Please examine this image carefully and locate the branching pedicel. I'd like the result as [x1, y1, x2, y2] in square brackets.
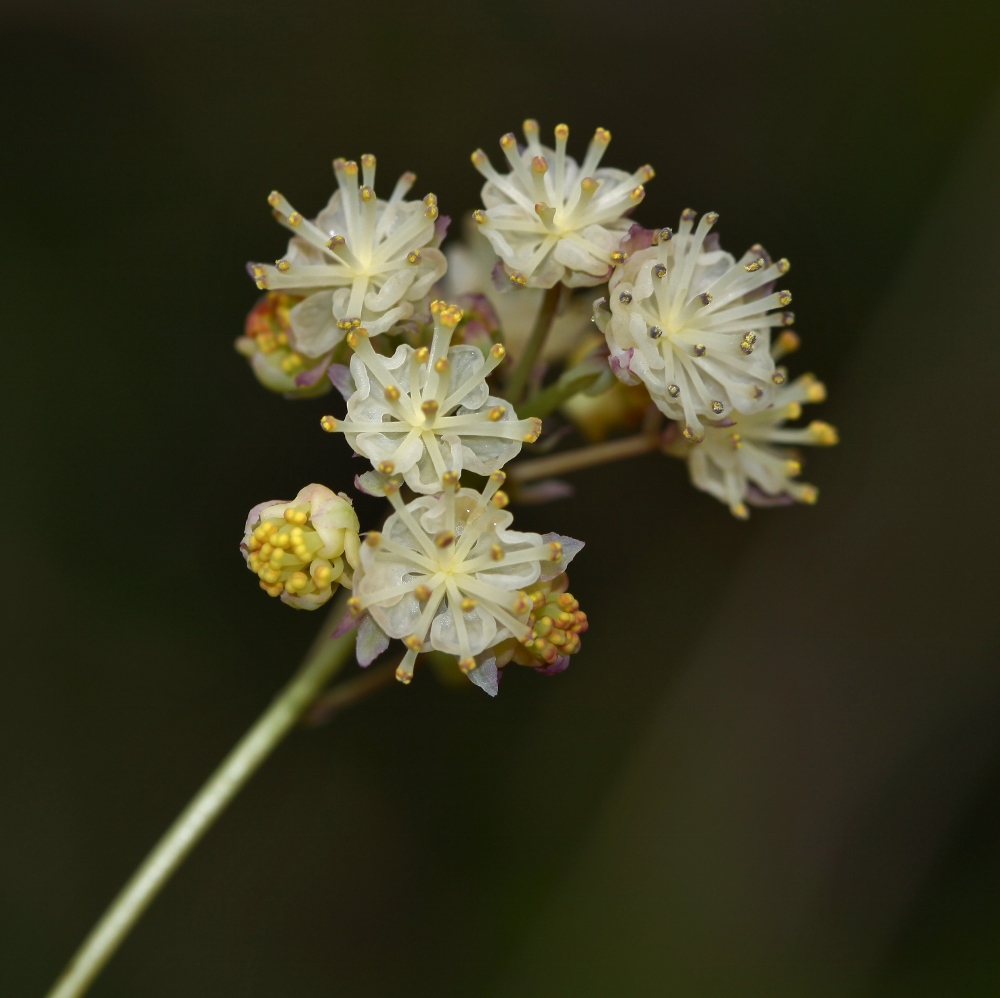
[45, 120, 838, 998]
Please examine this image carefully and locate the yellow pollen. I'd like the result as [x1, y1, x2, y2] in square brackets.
[801, 485, 819, 504]
[377, 460, 395, 475]
[490, 544, 504, 561]
[414, 346, 429, 364]
[610, 250, 628, 264]
[434, 531, 455, 548]
[288, 212, 302, 227]
[810, 421, 839, 445]
[460, 598, 477, 612]
[421, 400, 439, 417]
[359, 186, 374, 202]
[490, 470, 506, 486]
[491, 490, 509, 509]
[395, 666, 413, 685]
[487, 405, 506, 422]
[490, 343, 506, 360]
[441, 471, 459, 488]
[365, 531, 382, 547]
[547, 541, 562, 561]
[267, 191, 281, 207]
[347, 597, 362, 616]
[384, 385, 401, 402]
[414, 584, 432, 601]
[458, 657, 476, 674]
[778, 290, 793, 306]
[473, 209, 487, 224]
[509, 272, 527, 287]
[276, 259, 290, 273]
[433, 357, 449, 374]
[772, 372, 786, 385]
[320, 415, 337, 432]
[407, 250, 421, 264]
[404, 635, 424, 652]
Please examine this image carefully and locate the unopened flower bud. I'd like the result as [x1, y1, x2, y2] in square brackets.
[241, 484, 360, 609]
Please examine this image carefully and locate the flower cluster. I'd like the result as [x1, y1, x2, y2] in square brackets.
[238, 118, 838, 696]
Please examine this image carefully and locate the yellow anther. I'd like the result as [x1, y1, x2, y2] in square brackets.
[682, 426, 705, 444]
[284, 508, 308, 525]
[424, 204, 438, 220]
[535, 616, 553, 638]
[610, 250, 628, 265]
[441, 471, 459, 488]
[548, 630, 566, 648]
[320, 415, 337, 432]
[347, 596, 363, 616]
[487, 405, 506, 422]
[710, 400, 725, 414]
[740, 332, 757, 355]
[458, 657, 476, 674]
[378, 460, 395, 475]
[785, 459, 803, 476]
[407, 250, 422, 264]
[530, 591, 545, 610]
[593, 126, 610, 143]
[471, 149, 487, 166]
[365, 531, 382, 547]
[273, 532, 292, 549]
[267, 191, 282, 207]
[555, 123, 569, 139]
[732, 502, 750, 520]
[681, 208, 697, 222]
[745, 257, 765, 273]
[359, 185, 375, 202]
[343, 160, 358, 175]
[346, 332, 359, 349]
[404, 635, 424, 652]
[630, 185, 645, 201]
[809, 421, 839, 445]
[772, 371, 786, 385]
[801, 485, 819, 504]
[313, 564, 332, 583]
[490, 470, 507, 486]
[556, 593, 579, 612]
[284, 572, 309, 593]
[778, 290, 793, 306]
[523, 417, 542, 443]
[500, 132, 516, 149]
[421, 400, 439, 417]
[361, 153, 376, 168]
[508, 272, 527, 288]
[777, 330, 800, 353]
[260, 580, 283, 597]
[491, 490, 509, 509]
[395, 666, 413, 685]
[327, 235, 346, 250]
[287, 212, 302, 227]
[384, 385, 401, 402]
[532, 155, 548, 174]
[434, 530, 455, 548]
[276, 259, 291, 273]
[423, 193, 438, 207]
[460, 598, 478, 612]
[383, 478, 400, 495]
[430, 299, 445, 314]
[729, 432, 743, 450]
[472, 209, 487, 224]
[440, 307, 462, 327]
[547, 541, 563, 561]
[414, 346, 429, 364]
[776, 258, 791, 274]
[786, 401, 803, 420]
[807, 380, 827, 403]
[490, 343, 506, 360]
[752, 386, 765, 399]
[414, 584, 432, 601]
[490, 544, 504, 561]
[640, 164, 655, 180]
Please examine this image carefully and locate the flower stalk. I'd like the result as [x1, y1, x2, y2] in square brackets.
[508, 430, 661, 484]
[505, 284, 562, 405]
[46, 591, 358, 998]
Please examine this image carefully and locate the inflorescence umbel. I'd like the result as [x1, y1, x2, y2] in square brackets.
[238, 121, 838, 695]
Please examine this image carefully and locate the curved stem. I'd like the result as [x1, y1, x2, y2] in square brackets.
[46, 589, 358, 998]
[507, 431, 662, 484]
[505, 284, 562, 406]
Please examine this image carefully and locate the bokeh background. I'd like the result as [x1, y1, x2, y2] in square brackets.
[3, 1, 1000, 995]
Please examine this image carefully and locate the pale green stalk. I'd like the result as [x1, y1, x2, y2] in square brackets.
[46, 589, 358, 998]
[505, 284, 562, 405]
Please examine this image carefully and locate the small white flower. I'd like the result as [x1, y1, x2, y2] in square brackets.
[241, 484, 361, 608]
[471, 120, 653, 290]
[348, 473, 582, 692]
[596, 211, 796, 439]
[248, 155, 447, 358]
[667, 370, 838, 518]
[320, 301, 541, 495]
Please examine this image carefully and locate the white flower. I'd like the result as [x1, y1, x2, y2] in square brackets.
[247, 155, 447, 358]
[320, 301, 541, 494]
[241, 484, 361, 608]
[666, 371, 838, 518]
[348, 472, 582, 693]
[471, 120, 653, 290]
[596, 211, 796, 440]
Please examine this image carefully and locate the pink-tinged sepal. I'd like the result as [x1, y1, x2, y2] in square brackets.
[356, 614, 390, 667]
[620, 224, 657, 256]
[327, 363, 355, 401]
[609, 347, 641, 386]
[535, 655, 571, 676]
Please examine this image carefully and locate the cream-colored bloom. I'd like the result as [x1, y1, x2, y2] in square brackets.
[666, 369, 838, 518]
[596, 211, 795, 439]
[348, 473, 582, 693]
[247, 156, 446, 357]
[320, 301, 541, 494]
[242, 484, 360, 608]
[471, 120, 653, 289]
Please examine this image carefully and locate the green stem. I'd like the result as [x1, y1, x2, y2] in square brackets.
[505, 284, 562, 406]
[46, 589, 359, 998]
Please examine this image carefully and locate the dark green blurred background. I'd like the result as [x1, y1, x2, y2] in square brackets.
[3, 1, 1000, 995]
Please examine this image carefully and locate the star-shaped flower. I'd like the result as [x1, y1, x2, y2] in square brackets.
[471, 120, 653, 289]
[247, 155, 447, 360]
[320, 301, 541, 495]
[596, 211, 795, 439]
[348, 473, 582, 694]
[665, 369, 838, 517]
